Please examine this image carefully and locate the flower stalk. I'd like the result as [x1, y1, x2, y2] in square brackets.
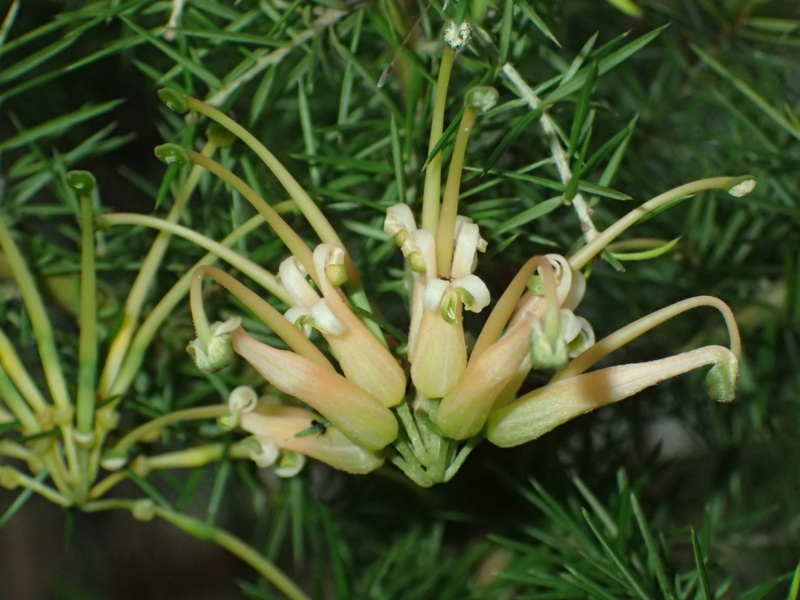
[421, 44, 456, 232]
[73, 172, 98, 439]
[569, 176, 756, 271]
[436, 86, 499, 275]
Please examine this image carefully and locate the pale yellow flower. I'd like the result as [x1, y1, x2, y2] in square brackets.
[169, 22, 752, 486]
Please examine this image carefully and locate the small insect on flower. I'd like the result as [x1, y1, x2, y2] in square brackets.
[294, 418, 330, 438]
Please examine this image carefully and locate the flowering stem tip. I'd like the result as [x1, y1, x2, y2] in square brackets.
[162, 26, 750, 487]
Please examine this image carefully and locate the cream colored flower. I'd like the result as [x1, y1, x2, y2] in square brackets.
[171, 23, 753, 486]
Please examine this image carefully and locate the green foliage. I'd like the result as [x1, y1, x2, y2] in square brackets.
[486, 473, 797, 599]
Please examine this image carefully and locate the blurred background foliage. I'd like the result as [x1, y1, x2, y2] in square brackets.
[0, 0, 798, 598]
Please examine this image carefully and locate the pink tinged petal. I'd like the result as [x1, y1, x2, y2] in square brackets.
[436, 318, 532, 439]
[241, 406, 383, 475]
[410, 308, 467, 398]
[486, 345, 737, 448]
[493, 354, 532, 409]
[232, 329, 398, 450]
[323, 307, 407, 407]
[507, 291, 545, 327]
[312, 245, 407, 407]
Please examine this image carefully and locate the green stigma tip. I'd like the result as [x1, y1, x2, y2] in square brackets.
[158, 88, 189, 113]
[154, 143, 190, 167]
[66, 171, 96, 194]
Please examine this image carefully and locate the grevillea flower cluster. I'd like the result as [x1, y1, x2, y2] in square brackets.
[154, 22, 754, 487]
